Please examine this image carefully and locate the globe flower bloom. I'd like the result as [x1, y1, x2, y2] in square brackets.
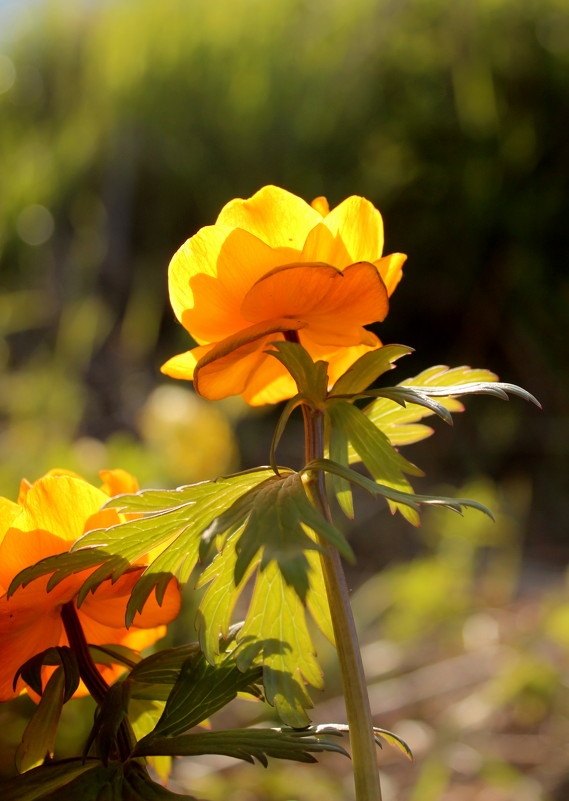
[0, 469, 181, 701]
[161, 185, 407, 405]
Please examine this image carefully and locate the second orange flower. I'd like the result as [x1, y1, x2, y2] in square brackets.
[161, 186, 407, 405]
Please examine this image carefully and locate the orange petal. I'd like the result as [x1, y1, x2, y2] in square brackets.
[301, 196, 384, 268]
[310, 196, 330, 216]
[241, 261, 389, 343]
[79, 572, 181, 629]
[0, 528, 73, 591]
[194, 318, 306, 401]
[237, 349, 300, 406]
[375, 252, 407, 297]
[99, 469, 139, 498]
[0, 593, 63, 701]
[17, 479, 33, 504]
[0, 476, 108, 587]
[170, 226, 299, 344]
[216, 185, 322, 249]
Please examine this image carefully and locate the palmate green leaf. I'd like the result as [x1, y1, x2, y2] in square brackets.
[363, 365, 540, 446]
[305, 459, 494, 519]
[234, 560, 325, 727]
[366, 386, 454, 424]
[129, 698, 167, 742]
[15, 668, 66, 773]
[268, 341, 329, 404]
[128, 643, 202, 692]
[320, 723, 413, 760]
[8, 550, 115, 599]
[270, 394, 305, 473]
[374, 726, 413, 760]
[201, 471, 353, 602]
[305, 545, 334, 645]
[137, 650, 262, 742]
[327, 413, 354, 519]
[327, 400, 424, 525]
[197, 528, 333, 726]
[330, 344, 413, 395]
[134, 725, 349, 765]
[2, 759, 103, 801]
[196, 532, 260, 661]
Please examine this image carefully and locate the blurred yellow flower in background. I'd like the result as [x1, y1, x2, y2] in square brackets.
[0, 469, 181, 701]
[162, 185, 406, 405]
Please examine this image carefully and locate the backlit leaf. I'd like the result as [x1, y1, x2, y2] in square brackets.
[201, 471, 352, 602]
[2, 760, 103, 801]
[327, 400, 423, 524]
[16, 669, 66, 773]
[196, 531, 259, 661]
[327, 416, 353, 519]
[235, 560, 325, 727]
[330, 344, 413, 395]
[197, 529, 334, 726]
[373, 726, 413, 760]
[268, 341, 329, 405]
[305, 459, 494, 519]
[270, 394, 305, 473]
[134, 725, 349, 765]
[362, 365, 531, 447]
[138, 650, 262, 741]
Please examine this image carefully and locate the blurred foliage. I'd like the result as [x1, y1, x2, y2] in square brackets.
[0, 0, 565, 539]
[0, 0, 567, 797]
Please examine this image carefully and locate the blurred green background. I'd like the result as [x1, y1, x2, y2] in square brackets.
[0, 0, 568, 798]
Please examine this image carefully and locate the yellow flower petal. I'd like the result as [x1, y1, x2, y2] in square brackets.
[238, 354, 300, 406]
[160, 343, 212, 381]
[99, 469, 139, 498]
[163, 186, 406, 404]
[302, 195, 384, 268]
[375, 252, 407, 297]
[170, 226, 299, 343]
[0, 496, 20, 551]
[310, 196, 330, 216]
[216, 185, 321, 249]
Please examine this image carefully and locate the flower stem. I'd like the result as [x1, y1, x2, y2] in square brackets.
[61, 602, 133, 761]
[302, 405, 383, 801]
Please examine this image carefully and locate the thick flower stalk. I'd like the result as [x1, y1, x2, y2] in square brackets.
[161, 185, 406, 404]
[0, 468, 181, 701]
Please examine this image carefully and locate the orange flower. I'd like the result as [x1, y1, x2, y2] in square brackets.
[0, 469, 181, 701]
[161, 185, 407, 405]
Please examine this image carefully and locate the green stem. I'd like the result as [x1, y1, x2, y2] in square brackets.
[302, 405, 383, 801]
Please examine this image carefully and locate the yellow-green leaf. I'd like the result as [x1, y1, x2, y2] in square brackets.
[16, 669, 66, 773]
